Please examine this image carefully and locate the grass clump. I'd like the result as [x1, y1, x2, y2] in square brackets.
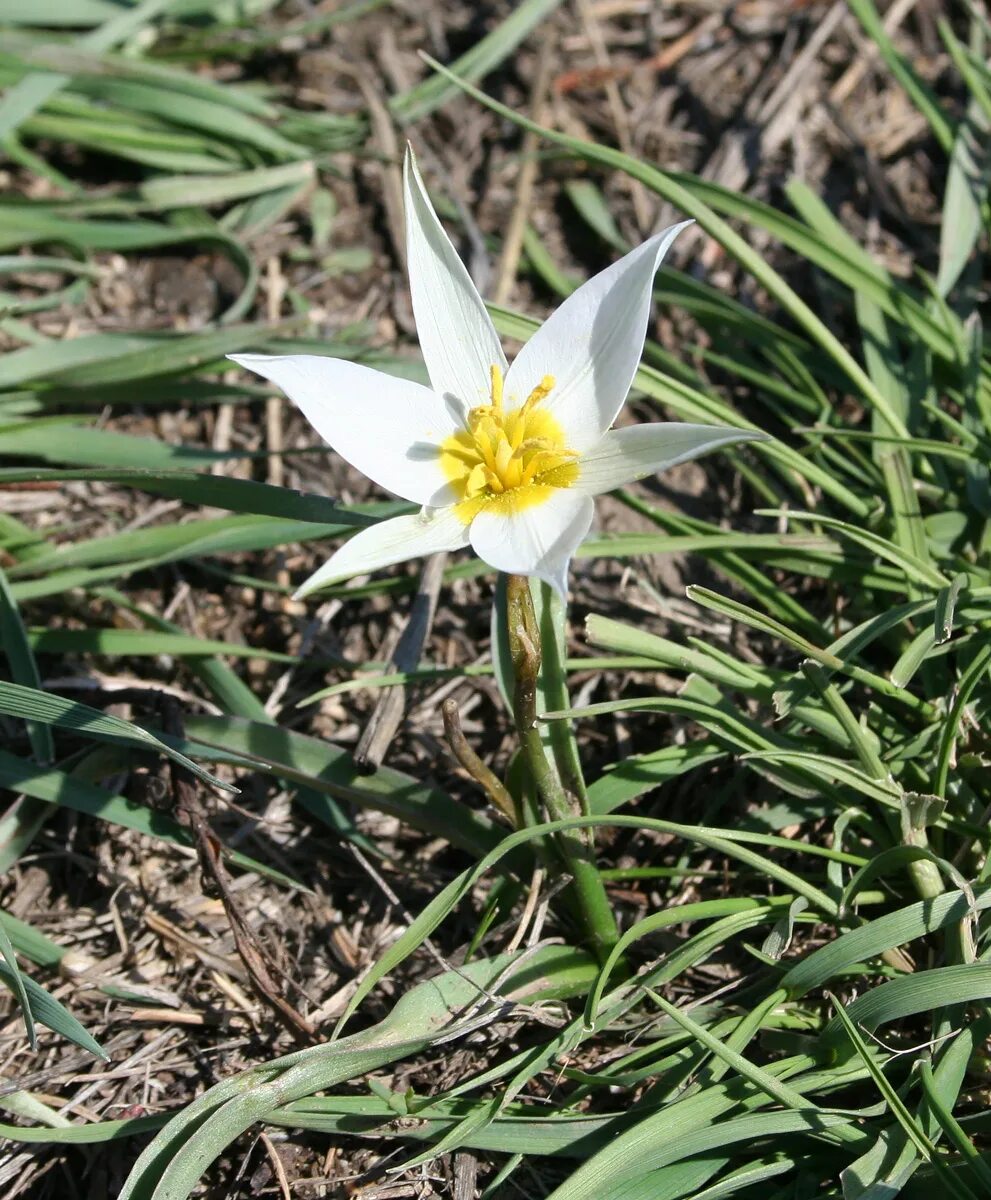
[0, 2, 990, 1198]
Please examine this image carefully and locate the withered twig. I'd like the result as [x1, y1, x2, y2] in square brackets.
[453, 1152, 478, 1200]
[504, 866, 545, 955]
[491, 41, 554, 307]
[160, 697, 316, 1045]
[146, 910, 249, 982]
[441, 698, 517, 826]
[264, 255, 286, 490]
[830, 0, 918, 106]
[354, 551, 446, 771]
[554, 12, 720, 94]
[259, 1131, 293, 1200]
[0, 482, 64, 492]
[331, 55, 406, 272]
[574, 0, 651, 232]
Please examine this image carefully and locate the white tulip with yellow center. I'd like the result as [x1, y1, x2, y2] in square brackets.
[230, 149, 764, 600]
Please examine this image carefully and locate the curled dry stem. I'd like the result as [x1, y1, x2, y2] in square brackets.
[442, 697, 518, 826]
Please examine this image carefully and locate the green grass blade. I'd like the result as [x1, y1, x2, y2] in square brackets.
[919, 1059, 991, 1191]
[0, 915, 34, 1048]
[390, 0, 564, 125]
[0, 0, 175, 139]
[0, 681, 236, 793]
[0, 961, 105, 1059]
[846, 0, 955, 152]
[826, 994, 976, 1200]
[0, 565, 52, 763]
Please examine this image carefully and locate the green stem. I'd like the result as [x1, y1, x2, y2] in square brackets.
[505, 574, 619, 963]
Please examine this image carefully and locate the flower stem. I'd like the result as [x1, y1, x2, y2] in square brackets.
[505, 574, 619, 963]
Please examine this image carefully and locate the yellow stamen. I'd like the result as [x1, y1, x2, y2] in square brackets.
[522, 374, 555, 415]
[439, 366, 577, 522]
[490, 363, 504, 411]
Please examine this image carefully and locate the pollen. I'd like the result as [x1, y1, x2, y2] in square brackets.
[439, 366, 579, 522]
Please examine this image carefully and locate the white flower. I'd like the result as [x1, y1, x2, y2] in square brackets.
[230, 148, 764, 600]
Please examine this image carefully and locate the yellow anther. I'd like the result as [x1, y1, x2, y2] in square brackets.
[439, 371, 577, 520]
[490, 363, 504, 410]
[522, 374, 556, 414]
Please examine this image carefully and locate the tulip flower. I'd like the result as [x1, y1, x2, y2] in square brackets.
[230, 149, 763, 599]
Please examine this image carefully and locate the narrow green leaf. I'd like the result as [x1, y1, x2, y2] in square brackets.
[753, 510, 949, 590]
[0, 565, 52, 763]
[783, 888, 991, 997]
[0, 0, 175, 139]
[0, 748, 300, 888]
[0, 682, 236, 794]
[934, 639, 991, 797]
[0, 468, 403, 526]
[825, 994, 975, 1200]
[139, 160, 314, 209]
[935, 574, 968, 644]
[0, 962, 105, 1059]
[823, 967, 991, 1055]
[390, 0, 565, 125]
[177, 715, 504, 859]
[846, 0, 955, 152]
[919, 1060, 991, 1191]
[0, 916, 34, 1048]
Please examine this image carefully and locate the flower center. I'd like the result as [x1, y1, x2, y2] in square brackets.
[439, 365, 579, 522]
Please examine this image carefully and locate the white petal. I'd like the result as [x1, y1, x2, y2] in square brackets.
[503, 221, 693, 451]
[575, 423, 767, 495]
[294, 509, 469, 599]
[469, 490, 594, 599]
[228, 353, 460, 507]
[404, 147, 507, 411]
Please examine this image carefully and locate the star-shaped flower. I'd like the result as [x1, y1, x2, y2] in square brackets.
[230, 149, 763, 600]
